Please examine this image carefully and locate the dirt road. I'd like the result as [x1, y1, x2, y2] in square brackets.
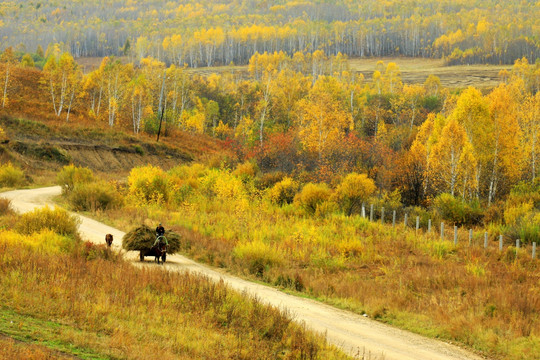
[3, 186, 485, 360]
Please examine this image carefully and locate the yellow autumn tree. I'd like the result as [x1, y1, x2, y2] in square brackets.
[519, 92, 540, 181]
[296, 76, 349, 160]
[428, 118, 471, 196]
[42, 50, 82, 121]
[485, 84, 523, 204]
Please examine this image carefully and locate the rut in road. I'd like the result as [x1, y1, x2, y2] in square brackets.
[2, 186, 486, 360]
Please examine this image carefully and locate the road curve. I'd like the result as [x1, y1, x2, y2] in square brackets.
[2, 186, 485, 360]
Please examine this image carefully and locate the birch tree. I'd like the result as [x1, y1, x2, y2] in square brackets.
[0, 47, 17, 108]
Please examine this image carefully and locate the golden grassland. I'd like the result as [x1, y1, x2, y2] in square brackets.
[0, 206, 350, 360]
[87, 163, 540, 360]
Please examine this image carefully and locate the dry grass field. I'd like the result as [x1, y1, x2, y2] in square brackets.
[75, 56, 511, 89]
[348, 57, 512, 88]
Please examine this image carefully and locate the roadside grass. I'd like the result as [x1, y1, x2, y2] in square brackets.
[0, 210, 350, 360]
[0, 308, 106, 360]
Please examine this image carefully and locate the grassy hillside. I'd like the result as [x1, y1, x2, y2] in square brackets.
[0, 65, 230, 181]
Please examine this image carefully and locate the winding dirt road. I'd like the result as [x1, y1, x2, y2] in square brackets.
[3, 186, 485, 360]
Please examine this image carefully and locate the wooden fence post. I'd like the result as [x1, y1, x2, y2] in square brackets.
[370, 204, 374, 222]
[428, 219, 431, 233]
[440, 222, 444, 241]
[469, 229, 473, 246]
[454, 226, 458, 245]
[533, 242, 537, 260]
[404, 213, 408, 227]
[484, 232, 488, 249]
[361, 204, 366, 218]
[416, 216, 420, 234]
[516, 239, 520, 249]
[381, 207, 385, 224]
[392, 210, 396, 228]
[499, 235, 503, 251]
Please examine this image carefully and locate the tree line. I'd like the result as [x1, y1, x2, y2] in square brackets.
[1, 45, 539, 211]
[0, 0, 539, 66]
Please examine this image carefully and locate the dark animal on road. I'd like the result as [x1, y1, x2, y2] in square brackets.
[105, 234, 113, 247]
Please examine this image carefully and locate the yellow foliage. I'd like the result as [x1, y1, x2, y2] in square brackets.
[214, 172, 246, 200]
[184, 109, 206, 134]
[215, 120, 233, 139]
[16, 206, 80, 239]
[504, 201, 534, 227]
[233, 161, 258, 181]
[233, 240, 283, 275]
[335, 173, 376, 215]
[56, 164, 93, 193]
[0, 229, 73, 254]
[269, 177, 299, 205]
[294, 183, 332, 214]
[128, 165, 168, 204]
[0, 162, 25, 187]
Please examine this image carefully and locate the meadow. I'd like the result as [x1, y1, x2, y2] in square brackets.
[0, 201, 349, 360]
[74, 56, 511, 89]
[72, 162, 540, 360]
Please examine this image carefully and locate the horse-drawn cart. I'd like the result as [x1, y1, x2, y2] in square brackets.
[138, 236, 168, 264]
[123, 225, 180, 264]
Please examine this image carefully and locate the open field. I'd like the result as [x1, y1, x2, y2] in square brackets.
[348, 57, 512, 88]
[75, 56, 511, 89]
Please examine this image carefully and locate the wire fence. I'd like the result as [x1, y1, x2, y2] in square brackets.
[361, 203, 537, 260]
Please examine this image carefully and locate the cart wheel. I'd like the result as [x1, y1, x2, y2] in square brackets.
[139, 251, 144, 262]
[162, 253, 166, 263]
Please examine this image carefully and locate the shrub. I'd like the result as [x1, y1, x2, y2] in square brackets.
[502, 181, 540, 243]
[0, 229, 76, 254]
[56, 164, 93, 194]
[294, 183, 332, 214]
[405, 206, 434, 228]
[233, 240, 283, 276]
[16, 206, 80, 240]
[199, 169, 247, 200]
[0, 197, 12, 215]
[334, 173, 376, 215]
[0, 162, 25, 187]
[169, 163, 207, 181]
[315, 200, 339, 218]
[128, 165, 169, 204]
[432, 193, 483, 226]
[233, 161, 258, 182]
[268, 177, 299, 206]
[254, 171, 286, 190]
[68, 181, 123, 211]
[504, 202, 540, 244]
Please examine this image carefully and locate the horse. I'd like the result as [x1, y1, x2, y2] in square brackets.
[152, 242, 167, 264]
[105, 234, 113, 247]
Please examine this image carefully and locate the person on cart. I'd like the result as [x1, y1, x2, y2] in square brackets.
[154, 223, 168, 248]
[156, 223, 165, 237]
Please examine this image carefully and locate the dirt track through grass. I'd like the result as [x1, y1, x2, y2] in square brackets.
[3, 186, 486, 360]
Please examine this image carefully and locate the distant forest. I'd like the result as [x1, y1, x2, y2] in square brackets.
[0, 0, 539, 66]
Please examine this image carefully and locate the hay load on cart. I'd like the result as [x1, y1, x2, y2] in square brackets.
[122, 225, 181, 263]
